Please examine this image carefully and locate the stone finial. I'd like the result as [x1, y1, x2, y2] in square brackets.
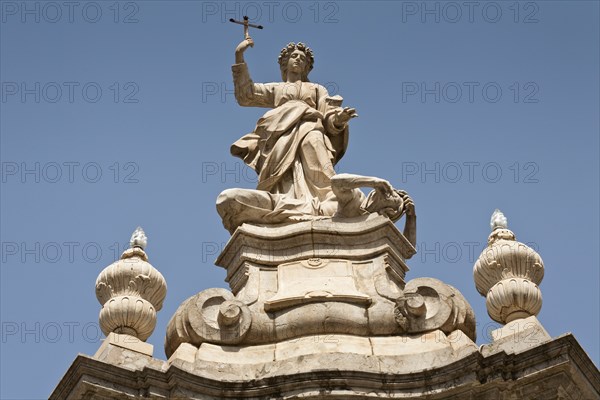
[130, 226, 147, 249]
[95, 227, 167, 341]
[473, 211, 544, 324]
[490, 209, 507, 231]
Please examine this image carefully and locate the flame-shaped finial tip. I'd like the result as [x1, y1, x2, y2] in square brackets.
[130, 226, 147, 250]
[490, 209, 508, 231]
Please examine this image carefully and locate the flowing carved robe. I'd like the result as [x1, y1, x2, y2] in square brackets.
[227, 63, 353, 221]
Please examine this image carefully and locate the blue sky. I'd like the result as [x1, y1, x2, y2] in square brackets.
[1, 1, 598, 398]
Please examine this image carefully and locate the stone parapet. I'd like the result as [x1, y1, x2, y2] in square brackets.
[51, 333, 600, 399]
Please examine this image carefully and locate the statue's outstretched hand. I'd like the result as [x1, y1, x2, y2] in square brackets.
[335, 107, 358, 126]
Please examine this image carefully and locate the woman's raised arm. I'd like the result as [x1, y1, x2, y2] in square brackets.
[235, 38, 253, 64]
[232, 38, 275, 108]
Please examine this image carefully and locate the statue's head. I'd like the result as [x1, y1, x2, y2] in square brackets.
[278, 42, 314, 82]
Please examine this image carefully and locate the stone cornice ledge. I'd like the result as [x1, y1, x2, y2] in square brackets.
[215, 214, 416, 275]
[51, 333, 599, 399]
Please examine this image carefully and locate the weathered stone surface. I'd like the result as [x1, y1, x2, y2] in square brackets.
[51, 333, 600, 399]
[95, 332, 154, 358]
[480, 315, 551, 357]
[165, 216, 477, 359]
[264, 258, 372, 311]
[215, 213, 415, 283]
[394, 277, 476, 341]
[164, 287, 253, 357]
[166, 342, 196, 365]
[92, 332, 164, 373]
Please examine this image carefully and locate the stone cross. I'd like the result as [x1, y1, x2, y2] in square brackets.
[229, 16, 263, 40]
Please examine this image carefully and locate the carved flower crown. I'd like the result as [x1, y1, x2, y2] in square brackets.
[278, 42, 315, 80]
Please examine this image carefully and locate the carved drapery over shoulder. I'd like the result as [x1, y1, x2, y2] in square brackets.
[230, 62, 348, 185]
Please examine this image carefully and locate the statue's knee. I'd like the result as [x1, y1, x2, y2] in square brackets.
[301, 131, 324, 151]
[216, 189, 237, 214]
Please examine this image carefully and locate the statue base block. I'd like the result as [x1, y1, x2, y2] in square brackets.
[216, 214, 416, 293]
[94, 332, 154, 358]
[480, 316, 551, 357]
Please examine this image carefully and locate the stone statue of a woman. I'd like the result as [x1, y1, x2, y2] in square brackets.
[217, 37, 415, 247]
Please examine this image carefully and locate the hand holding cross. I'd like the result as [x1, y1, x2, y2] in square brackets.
[230, 16, 263, 63]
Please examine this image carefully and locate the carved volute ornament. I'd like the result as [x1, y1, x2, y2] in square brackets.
[473, 210, 544, 324]
[394, 277, 476, 341]
[95, 227, 167, 341]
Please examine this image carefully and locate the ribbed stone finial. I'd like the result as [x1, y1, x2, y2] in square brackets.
[473, 211, 544, 324]
[95, 227, 167, 341]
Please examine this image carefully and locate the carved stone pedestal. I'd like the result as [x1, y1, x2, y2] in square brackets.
[165, 215, 477, 361]
[166, 215, 407, 354]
